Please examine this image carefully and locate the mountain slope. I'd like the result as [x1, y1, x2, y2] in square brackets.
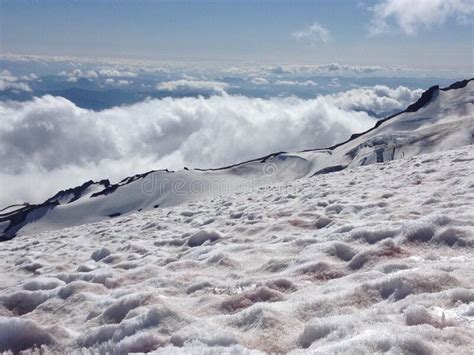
[0, 145, 473, 353]
[1, 79, 473, 240]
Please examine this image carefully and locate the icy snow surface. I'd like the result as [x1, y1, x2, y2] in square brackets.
[0, 145, 473, 354]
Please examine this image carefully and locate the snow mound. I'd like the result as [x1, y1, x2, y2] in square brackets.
[22, 277, 66, 291]
[100, 293, 148, 323]
[91, 247, 112, 261]
[0, 317, 54, 352]
[188, 230, 221, 247]
[0, 290, 52, 315]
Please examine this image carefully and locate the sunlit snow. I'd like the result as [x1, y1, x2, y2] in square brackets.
[0, 145, 473, 353]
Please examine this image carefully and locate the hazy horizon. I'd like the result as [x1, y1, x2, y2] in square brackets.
[1, 0, 473, 73]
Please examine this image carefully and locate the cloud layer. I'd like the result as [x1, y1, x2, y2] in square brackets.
[325, 85, 424, 114]
[225, 63, 400, 78]
[156, 79, 229, 93]
[0, 85, 422, 205]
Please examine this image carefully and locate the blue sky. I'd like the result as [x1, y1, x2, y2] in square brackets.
[1, 0, 473, 72]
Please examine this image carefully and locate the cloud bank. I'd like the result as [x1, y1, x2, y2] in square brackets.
[326, 85, 424, 114]
[274, 80, 318, 87]
[0, 85, 422, 205]
[224, 63, 400, 78]
[156, 79, 229, 93]
[370, 0, 474, 35]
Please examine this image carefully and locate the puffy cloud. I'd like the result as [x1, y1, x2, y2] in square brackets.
[0, 92, 384, 205]
[329, 77, 341, 87]
[325, 85, 424, 114]
[19, 73, 38, 81]
[1, 70, 19, 82]
[231, 63, 395, 77]
[59, 67, 136, 79]
[0, 70, 31, 92]
[274, 80, 318, 86]
[156, 79, 229, 94]
[0, 80, 31, 92]
[104, 78, 130, 85]
[59, 69, 98, 79]
[269, 66, 291, 75]
[0, 96, 116, 174]
[249, 77, 270, 85]
[83, 70, 99, 78]
[97, 68, 136, 78]
[292, 22, 331, 44]
[0, 84, 425, 205]
[314, 63, 387, 74]
[370, 0, 474, 35]
[117, 80, 131, 86]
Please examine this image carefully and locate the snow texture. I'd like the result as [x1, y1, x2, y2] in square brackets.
[0, 145, 473, 353]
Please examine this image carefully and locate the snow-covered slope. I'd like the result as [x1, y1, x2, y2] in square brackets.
[1, 79, 473, 240]
[0, 145, 473, 353]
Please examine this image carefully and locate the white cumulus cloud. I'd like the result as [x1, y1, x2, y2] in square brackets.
[0, 84, 424, 206]
[0, 80, 31, 92]
[0, 95, 371, 205]
[292, 22, 331, 44]
[249, 77, 270, 85]
[97, 68, 136, 78]
[274, 80, 318, 86]
[59, 67, 136, 79]
[156, 79, 229, 94]
[370, 0, 474, 35]
[325, 85, 424, 114]
[0, 70, 32, 92]
[59, 69, 98, 79]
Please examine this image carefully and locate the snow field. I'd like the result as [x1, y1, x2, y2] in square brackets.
[0, 145, 473, 354]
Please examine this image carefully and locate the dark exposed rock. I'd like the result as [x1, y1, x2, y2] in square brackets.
[312, 165, 347, 176]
